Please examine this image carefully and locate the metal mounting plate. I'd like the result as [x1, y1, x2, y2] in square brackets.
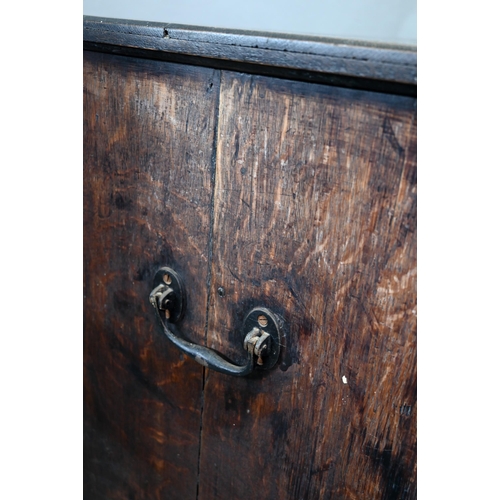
[152, 267, 186, 323]
[243, 307, 282, 370]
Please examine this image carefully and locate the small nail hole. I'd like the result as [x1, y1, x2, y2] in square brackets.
[163, 274, 172, 285]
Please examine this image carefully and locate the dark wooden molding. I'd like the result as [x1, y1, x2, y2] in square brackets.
[83, 16, 416, 96]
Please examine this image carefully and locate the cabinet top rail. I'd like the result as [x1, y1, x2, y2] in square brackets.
[84, 16, 416, 95]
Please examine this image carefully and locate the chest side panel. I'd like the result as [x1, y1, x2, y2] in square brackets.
[199, 72, 416, 500]
[83, 51, 219, 500]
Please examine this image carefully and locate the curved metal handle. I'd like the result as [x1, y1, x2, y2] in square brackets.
[149, 267, 282, 377]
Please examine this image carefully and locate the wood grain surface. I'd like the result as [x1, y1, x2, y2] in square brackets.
[83, 16, 417, 95]
[83, 51, 220, 500]
[198, 72, 417, 500]
[83, 50, 417, 500]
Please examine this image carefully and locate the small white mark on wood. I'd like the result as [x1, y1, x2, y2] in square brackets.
[342, 375, 348, 384]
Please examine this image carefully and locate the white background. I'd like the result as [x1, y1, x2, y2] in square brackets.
[83, 0, 417, 45]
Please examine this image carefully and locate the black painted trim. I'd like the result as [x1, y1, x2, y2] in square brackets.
[83, 16, 416, 96]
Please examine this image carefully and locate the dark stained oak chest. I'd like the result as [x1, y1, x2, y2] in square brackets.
[84, 17, 417, 500]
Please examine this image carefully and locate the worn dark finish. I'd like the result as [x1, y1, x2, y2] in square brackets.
[83, 51, 220, 499]
[199, 72, 417, 499]
[83, 16, 416, 96]
[83, 21, 417, 500]
[83, 42, 416, 98]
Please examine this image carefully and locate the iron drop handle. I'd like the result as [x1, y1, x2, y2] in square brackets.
[149, 267, 282, 376]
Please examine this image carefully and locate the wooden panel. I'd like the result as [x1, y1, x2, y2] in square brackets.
[83, 51, 220, 500]
[199, 72, 417, 499]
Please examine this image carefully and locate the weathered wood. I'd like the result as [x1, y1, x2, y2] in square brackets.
[199, 72, 417, 500]
[83, 16, 417, 96]
[83, 51, 220, 500]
